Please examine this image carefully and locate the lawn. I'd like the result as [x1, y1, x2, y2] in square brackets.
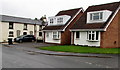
[39, 45, 120, 54]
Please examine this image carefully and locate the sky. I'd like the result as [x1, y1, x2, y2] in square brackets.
[0, 0, 119, 19]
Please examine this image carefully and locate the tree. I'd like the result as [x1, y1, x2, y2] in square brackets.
[40, 15, 47, 25]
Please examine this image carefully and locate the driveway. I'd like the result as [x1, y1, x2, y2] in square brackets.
[2, 42, 56, 52]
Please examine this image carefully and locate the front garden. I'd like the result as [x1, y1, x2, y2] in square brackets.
[39, 45, 120, 54]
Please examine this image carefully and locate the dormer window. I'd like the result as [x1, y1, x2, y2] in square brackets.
[48, 15, 71, 26]
[57, 18, 63, 23]
[90, 12, 103, 21]
[50, 19, 54, 24]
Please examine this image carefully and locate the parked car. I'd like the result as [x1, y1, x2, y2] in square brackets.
[14, 35, 36, 43]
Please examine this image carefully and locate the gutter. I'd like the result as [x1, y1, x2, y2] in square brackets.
[70, 29, 105, 32]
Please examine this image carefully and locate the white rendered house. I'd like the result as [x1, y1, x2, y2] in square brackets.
[0, 15, 44, 42]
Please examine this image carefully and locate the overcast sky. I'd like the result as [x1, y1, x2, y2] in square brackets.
[0, 0, 119, 19]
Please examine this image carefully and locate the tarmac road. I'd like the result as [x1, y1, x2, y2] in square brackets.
[1, 43, 119, 68]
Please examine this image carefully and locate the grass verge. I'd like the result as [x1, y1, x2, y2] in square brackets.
[39, 45, 120, 54]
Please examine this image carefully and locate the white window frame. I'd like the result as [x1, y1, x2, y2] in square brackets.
[50, 18, 54, 24]
[9, 31, 14, 37]
[30, 31, 33, 35]
[90, 12, 103, 21]
[46, 32, 49, 37]
[57, 18, 63, 23]
[87, 31, 99, 41]
[16, 30, 21, 37]
[53, 32, 60, 40]
[24, 24, 27, 30]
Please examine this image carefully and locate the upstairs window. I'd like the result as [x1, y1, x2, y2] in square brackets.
[87, 31, 99, 41]
[90, 12, 103, 21]
[9, 22, 14, 29]
[53, 32, 60, 40]
[39, 32, 42, 36]
[57, 18, 63, 23]
[50, 19, 54, 24]
[24, 24, 27, 30]
[39, 25, 42, 31]
[30, 31, 33, 35]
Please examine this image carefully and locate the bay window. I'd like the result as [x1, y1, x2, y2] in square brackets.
[53, 32, 59, 39]
[87, 31, 99, 41]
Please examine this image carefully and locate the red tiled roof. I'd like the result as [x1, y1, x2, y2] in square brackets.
[43, 8, 82, 30]
[70, 2, 120, 30]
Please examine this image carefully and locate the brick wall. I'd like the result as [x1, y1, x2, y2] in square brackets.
[101, 10, 120, 48]
[118, 9, 120, 48]
[61, 11, 83, 45]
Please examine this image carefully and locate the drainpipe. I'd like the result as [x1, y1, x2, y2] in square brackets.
[34, 23, 37, 38]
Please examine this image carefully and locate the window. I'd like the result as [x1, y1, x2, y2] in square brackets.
[46, 32, 49, 37]
[53, 32, 59, 39]
[87, 31, 99, 41]
[57, 18, 63, 23]
[90, 12, 103, 21]
[9, 31, 14, 37]
[24, 24, 27, 30]
[9, 22, 14, 29]
[23, 32, 27, 35]
[96, 31, 99, 40]
[39, 25, 42, 31]
[16, 30, 20, 37]
[76, 31, 80, 39]
[30, 31, 33, 35]
[39, 32, 42, 36]
[50, 19, 54, 24]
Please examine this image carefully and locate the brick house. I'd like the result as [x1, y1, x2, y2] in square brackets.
[43, 8, 84, 45]
[0, 15, 45, 42]
[70, 2, 120, 48]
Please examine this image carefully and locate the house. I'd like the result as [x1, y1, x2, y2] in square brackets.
[43, 8, 84, 45]
[0, 15, 45, 42]
[70, 2, 120, 48]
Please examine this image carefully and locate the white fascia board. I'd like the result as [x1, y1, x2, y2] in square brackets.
[42, 30, 63, 32]
[70, 29, 105, 32]
[62, 8, 83, 31]
[104, 5, 120, 31]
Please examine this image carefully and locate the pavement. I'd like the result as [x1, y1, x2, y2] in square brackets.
[2, 42, 118, 58]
